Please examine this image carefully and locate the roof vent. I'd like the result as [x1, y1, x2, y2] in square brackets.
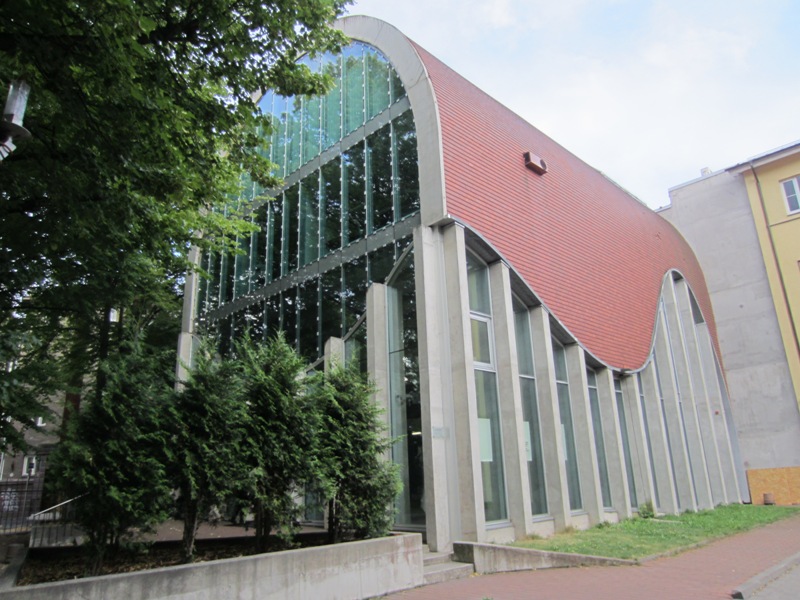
[524, 151, 547, 175]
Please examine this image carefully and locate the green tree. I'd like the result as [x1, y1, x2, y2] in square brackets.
[171, 337, 253, 562]
[313, 363, 401, 544]
[0, 0, 349, 439]
[48, 338, 174, 574]
[237, 332, 320, 551]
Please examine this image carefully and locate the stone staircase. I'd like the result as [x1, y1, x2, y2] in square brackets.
[422, 546, 474, 585]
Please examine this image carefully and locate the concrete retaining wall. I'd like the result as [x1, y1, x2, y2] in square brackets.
[453, 542, 635, 574]
[3, 533, 423, 600]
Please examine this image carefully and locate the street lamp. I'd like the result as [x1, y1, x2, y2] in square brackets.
[1, 80, 31, 161]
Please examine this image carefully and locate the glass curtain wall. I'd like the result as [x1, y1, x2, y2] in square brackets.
[552, 340, 582, 511]
[387, 251, 424, 526]
[615, 378, 638, 508]
[467, 253, 508, 522]
[586, 369, 612, 508]
[513, 301, 548, 516]
[198, 41, 420, 366]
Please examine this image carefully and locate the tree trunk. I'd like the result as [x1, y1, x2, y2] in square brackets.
[182, 496, 200, 563]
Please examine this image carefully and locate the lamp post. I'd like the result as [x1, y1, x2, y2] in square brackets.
[1, 80, 31, 161]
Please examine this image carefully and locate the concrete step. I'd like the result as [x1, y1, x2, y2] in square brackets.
[423, 549, 455, 567]
[423, 560, 474, 585]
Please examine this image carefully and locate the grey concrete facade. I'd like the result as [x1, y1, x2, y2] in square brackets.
[662, 171, 800, 471]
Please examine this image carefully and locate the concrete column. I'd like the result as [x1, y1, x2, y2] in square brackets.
[621, 375, 657, 510]
[653, 297, 699, 512]
[413, 225, 457, 551]
[637, 361, 680, 514]
[176, 244, 203, 385]
[324, 336, 345, 371]
[673, 279, 727, 506]
[565, 346, 604, 524]
[596, 368, 633, 520]
[489, 262, 533, 538]
[663, 278, 714, 509]
[528, 308, 571, 530]
[367, 284, 391, 417]
[695, 321, 743, 503]
[441, 224, 485, 541]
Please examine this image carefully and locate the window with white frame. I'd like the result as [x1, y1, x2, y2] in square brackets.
[22, 456, 37, 477]
[781, 176, 800, 214]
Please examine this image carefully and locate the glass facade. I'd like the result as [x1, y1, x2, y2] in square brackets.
[467, 253, 508, 522]
[552, 340, 582, 511]
[586, 369, 612, 508]
[513, 301, 548, 516]
[198, 42, 420, 365]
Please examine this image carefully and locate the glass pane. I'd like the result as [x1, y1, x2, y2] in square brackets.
[298, 278, 320, 363]
[514, 309, 535, 377]
[320, 157, 342, 256]
[466, 254, 491, 315]
[588, 375, 612, 508]
[271, 95, 288, 177]
[299, 172, 321, 267]
[557, 380, 583, 511]
[285, 185, 299, 274]
[474, 369, 507, 521]
[252, 204, 268, 290]
[321, 52, 342, 149]
[638, 372, 660, 509]
[616, 379, 638, 508]
[267, 197, 283, 282]
[390, 65, 406, 104]
[553, 341, 568, 382]
[243, 301, 266, 341]
[368, 124, 393, 233]
[320, 265, 343, 342]
[234, 235, 249, 299]
[365, 47, 391, 120]
[368, 242, 395, 284]
[343, 142, 366, 245]
[342, 44, 365, 136]
[281, 288, 297, 350]
[220, 252, 234, 304]
[394, 110, 419, 218]
[471, 319, 492, 364]
[286, 97, 303, 174]
[205, 251, 219, 313]
[265, 293, 281, 338]
[302, 94, 321, 165]
[520, 377, 547, 515]
[343, 255, 367, 332]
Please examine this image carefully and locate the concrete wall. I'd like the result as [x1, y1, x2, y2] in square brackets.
[3, 534, 423, 600]
[453, 542, 634, 574]
[663, 171, 800, 470]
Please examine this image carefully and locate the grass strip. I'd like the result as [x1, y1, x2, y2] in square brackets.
[512, 505, 800, 560]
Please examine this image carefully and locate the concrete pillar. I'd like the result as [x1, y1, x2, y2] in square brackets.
[663, 278, 714, 509]
[673, 279, 727, 506]
[176, 244, 203, 385]
[441, 224, 485, 541]
[324, 336, 345, 371]
[695, 320, 743, 503]
[653, 297, 699, 512]
[528, 308, 571, 530]
[565, 346, 604, 524]
[489, 262, 533, 538]
[637, 361, 680, 514]
[413, 225, 457, 551]
[367, 283, 390, 417]
[596, 368, 633, 520]
[620, 375, 658, 510]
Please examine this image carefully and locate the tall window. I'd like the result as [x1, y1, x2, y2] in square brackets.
[615, 378, 638, 508]
[586, 369, 612, 508]
[513, 300, 547, 515]
[781, 176, 800, 214]
[637, 372, 660, 509]
[467, 253, 507, 522]
[552, 340, 582, 511]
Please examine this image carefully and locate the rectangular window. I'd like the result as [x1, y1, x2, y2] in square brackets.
[587, 369, 612, 508]
[637, 372, 661, 509]
[514, 303, 548, 516]
[781, 176, 800, 214]
[552, 340, 582, 511]
[615, 378, 638, 508]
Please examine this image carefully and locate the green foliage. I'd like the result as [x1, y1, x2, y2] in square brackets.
[513, 504, 800, 560]
[236, 332, 321, 551]
[171, 338, 252, 562]
[0, 0, 349, 440]
[48, 338, 175, 574]
[638, 500, 656, 519]
[312, 363, 401, 543]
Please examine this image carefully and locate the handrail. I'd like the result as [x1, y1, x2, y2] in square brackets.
[27, 494, 86, 520]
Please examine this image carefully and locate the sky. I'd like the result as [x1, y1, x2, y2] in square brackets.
[347, 0, 800, 209]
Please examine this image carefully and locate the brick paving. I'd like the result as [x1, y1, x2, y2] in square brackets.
[388, 514, 800, 600]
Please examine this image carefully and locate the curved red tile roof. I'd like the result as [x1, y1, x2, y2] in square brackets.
[412, 42, 717, 370]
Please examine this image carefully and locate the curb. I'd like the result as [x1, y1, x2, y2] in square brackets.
[731, 551, 800, 599]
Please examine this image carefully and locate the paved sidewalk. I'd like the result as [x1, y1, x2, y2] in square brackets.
[388, 514, 800, 600]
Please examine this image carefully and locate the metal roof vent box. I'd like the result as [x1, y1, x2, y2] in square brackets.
[524, 151, 547, 175]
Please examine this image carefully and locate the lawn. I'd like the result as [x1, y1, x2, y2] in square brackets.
[512, 504, 800, 560]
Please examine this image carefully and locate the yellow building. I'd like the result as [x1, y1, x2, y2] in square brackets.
[732, 143, 800, 409]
